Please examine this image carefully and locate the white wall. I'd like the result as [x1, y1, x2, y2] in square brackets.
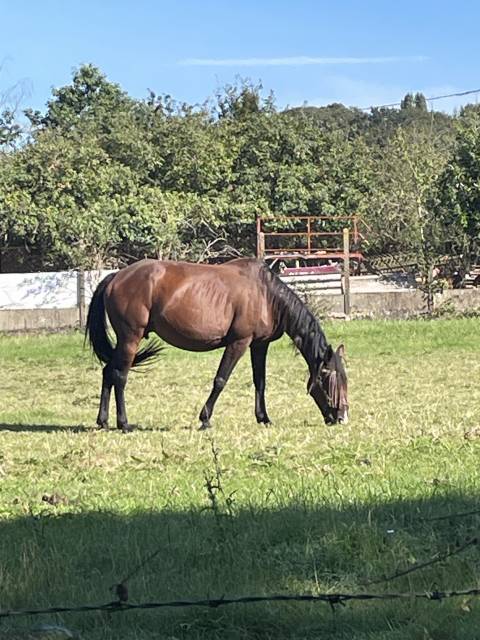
[0, 270, 116, 310]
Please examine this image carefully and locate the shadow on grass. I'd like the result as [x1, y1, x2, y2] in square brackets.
[0, 423, 90, 433]
[1, 493, 480, 639]
[0, 423, 174, 433]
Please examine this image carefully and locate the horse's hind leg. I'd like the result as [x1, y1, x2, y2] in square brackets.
[199, 338, 251, 430]
[250, 341, 271, 424]
[112, 333, 142, 433]
[96, 362, 114, 429]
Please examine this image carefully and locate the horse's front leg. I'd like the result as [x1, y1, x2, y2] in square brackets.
[199, 338, 251, 430]
[250, 341, 271, 424]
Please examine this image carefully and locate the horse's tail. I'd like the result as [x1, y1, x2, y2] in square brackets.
[85, 272, 164, 368]
[85, 273, 117, 364]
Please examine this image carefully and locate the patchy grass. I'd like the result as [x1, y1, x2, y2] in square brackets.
[0, 319, 480, 639]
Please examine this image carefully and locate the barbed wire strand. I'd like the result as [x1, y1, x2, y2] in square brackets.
[0, 536, 477, 620]
[361, 536, 477, 586]
[426, 507, 480, 522]
[1, 587, 480, 620]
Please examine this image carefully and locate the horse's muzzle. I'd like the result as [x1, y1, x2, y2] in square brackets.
[337, 406, 349, 425]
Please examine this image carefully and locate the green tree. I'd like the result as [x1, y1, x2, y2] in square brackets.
[0, 62, 468, 276]
[414, 92, 428, 112]
[27, 64, 132, 133]
[400, 93, 415, 110]
[438, 106, 480, 266]
[366, 125, 454, 306]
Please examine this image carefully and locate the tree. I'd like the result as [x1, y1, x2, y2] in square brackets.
[438, 106, 480, 267]
[0, 68, 29, 151]
[215, 79, 274, 121]
[0, 109, 22, 150]
[414, 92, 428, 112]
[400, 93, 415, 110]
[27, 64, 132, 133]
[284, 103, 368, 137]
[366, 125, 455, 307]
[0, 62, 471, 277]
[0, 128, 124, 268]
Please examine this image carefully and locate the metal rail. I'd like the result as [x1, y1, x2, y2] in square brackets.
[256, 215, 364, 262]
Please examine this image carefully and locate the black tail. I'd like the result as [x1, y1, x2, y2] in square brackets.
[85, 273, 116, 364]
[85, 272, 163, 368]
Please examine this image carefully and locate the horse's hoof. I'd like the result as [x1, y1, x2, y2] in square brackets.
[198, 422, 211, 431]
[119, 424, 134, 433]
[96, 422, 108, 430]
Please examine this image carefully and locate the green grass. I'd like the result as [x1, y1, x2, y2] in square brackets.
[1, 319, 480, 639]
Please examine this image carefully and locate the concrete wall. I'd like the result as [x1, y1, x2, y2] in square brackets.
[351, 290, 427, 318]
[297, 288, 480, 320]
[0, 308, 80, 332]
[0, 269, 114, 310]
[2, 276, 480, 332]
[0, 269, 115, 332]
[439, 288, 480, 311]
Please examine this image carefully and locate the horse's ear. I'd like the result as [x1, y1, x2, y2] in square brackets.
[336, 344, 345, 359]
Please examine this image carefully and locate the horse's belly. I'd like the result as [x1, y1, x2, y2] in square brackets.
[151, 315, 229, 352]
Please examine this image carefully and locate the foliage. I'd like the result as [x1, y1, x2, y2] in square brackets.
[400, 92, 428, 112]
[0, 108, 22, 149]
[0, 66, 478, 273]
[438, 106, 480, 267]
[367, 124, 456, 306]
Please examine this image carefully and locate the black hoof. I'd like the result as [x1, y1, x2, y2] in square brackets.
[96, 421, 109, 430]
[119, 424, 134, 433]
[199, 422, 211, 431]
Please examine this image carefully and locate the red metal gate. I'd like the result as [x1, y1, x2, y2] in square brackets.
[256, 215, 364, 266]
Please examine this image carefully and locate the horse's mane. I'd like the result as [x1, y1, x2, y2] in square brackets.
[257, 262, 347, 402]
[258, 263, 330, 367]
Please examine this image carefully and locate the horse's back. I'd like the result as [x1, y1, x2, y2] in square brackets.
[105, 258, 271, 349]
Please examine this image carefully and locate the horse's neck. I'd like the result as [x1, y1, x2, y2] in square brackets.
[281, 298, 329, 372]
[262, 266, 329, 369]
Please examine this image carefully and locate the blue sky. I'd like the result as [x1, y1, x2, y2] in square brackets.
[2, 0, 480, 114]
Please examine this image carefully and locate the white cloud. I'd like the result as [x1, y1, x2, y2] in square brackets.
[178, 55, 428, 67]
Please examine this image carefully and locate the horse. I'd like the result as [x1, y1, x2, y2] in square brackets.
[85, 257, 348, 432]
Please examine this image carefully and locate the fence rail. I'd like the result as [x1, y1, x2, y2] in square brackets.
[256, 215, 364, 262]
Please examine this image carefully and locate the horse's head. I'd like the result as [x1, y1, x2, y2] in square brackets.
[308, 344, 349, 425]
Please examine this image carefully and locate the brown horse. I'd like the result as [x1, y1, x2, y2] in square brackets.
[85, 258, 348, 432]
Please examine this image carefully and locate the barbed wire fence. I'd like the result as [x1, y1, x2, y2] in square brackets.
[1, 445, 479, 625]
[2, 586, 480, 621]
[0, 535, 478, 621]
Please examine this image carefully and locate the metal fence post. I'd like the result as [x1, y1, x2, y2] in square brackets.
[343, 228, 351, 317]
[77, 269, 86, 328]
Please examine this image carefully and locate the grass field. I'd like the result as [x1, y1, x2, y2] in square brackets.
[1, 319, 480, 639]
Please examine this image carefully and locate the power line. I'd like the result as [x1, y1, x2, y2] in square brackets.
[361, 88, 480, 111]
